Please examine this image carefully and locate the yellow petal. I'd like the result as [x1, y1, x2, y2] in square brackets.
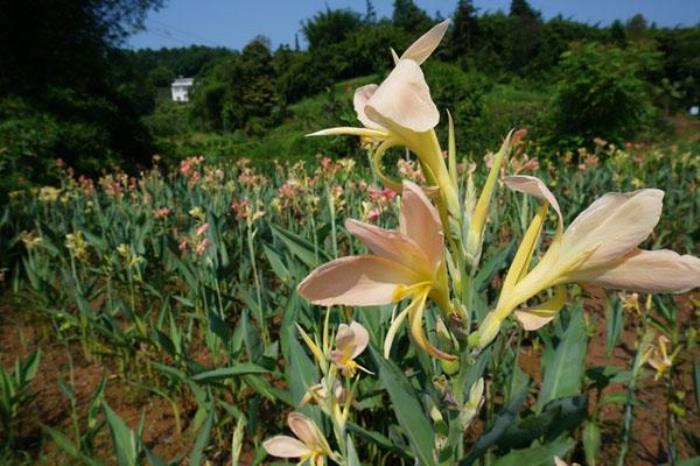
[364, 60, 439, 133]
[408, 288, 457, 361]
[384, 305, 410, 358]
[504, 175, 562, 230]
[298, 256, 421, 306]
[400, 19, 450, 65]
[514, 285, 567, 331]
[307, 127, 389, 139]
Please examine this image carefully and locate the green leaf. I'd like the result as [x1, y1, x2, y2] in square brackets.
[270, 223, 329, 269]
[189, 405, 214, 466]
[473, 241, 514, 292]
[583, 420, 601, 466]
[493, 435, 575, 466]
[263, 244, 291, 284]
[605, 298, 623, 356]
[191, 363, 269, 383]
[104, 402, 139, 466]
[694, 360, 700, 411]
[459, 381, 529, 466]
[370, 347, 436, 466]
[535, 304, 587, 412]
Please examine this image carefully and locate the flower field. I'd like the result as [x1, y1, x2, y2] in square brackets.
[2, 21, 700, 466]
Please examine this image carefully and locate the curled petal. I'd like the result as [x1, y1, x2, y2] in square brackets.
[384, 305, 410, 358]
[400, 19, 450, 65]
[408, 288, 457, 361]
[564, 189, 664, 267]
[576, 249, 700, 293]
[505, 175, 563, 229]
[399, 181, 444, 269]
[345, 219, 430, 274]
[348, 321, 370, 359]
[365, 60, 439, 133]
[514, 285, 567, 331]
[298, 256, 420, 306]
[263, 435, 311, 458]
[353, 84, 383, 130]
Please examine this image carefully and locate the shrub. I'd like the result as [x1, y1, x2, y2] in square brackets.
[550, 41, 661, 146]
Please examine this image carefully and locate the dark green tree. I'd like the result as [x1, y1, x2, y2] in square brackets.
[609, 20, 628, 46]
[302, 8, 363, 50]
[448, 0, 479, 61]
[365, 0, 377, 24]
[507, 0, 542, 72]
[392, 0, 432, 36]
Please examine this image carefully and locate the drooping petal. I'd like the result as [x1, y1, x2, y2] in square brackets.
[298, 256, 420, 306]
[263, 435, 311, 458]
[334, 323, 356, 359]
[353, 84, 383, 130]
[349, 321, 370, 359]
[345, 219, 431, 275]
[563, 189, 664, 268]
[575, 249, 700, 293]
[400, 19, 450, 65]
[505, 175, 562, 228]
[364, 60, 439, 133]
[288, 412, 328, 453]
[408, 287, 457, 361]
[384, 305, 410, 358]
[399, 181, 443, 269]
[514, 285, 567, 331]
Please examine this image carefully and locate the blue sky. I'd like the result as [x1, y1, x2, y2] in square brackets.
[127, 0, 700, 50]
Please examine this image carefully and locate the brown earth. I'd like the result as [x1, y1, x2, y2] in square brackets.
[1, 289, 699, 465]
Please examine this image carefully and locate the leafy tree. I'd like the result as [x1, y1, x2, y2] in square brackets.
[448, 0, 480, 62]
[392, 0, 432, 36]
[302, 9, 363, 50]
[365, 0, 378, 24]
[609, 20, 628, 47]
[508, 0, 542, 72]
[551, 41, 661, 145]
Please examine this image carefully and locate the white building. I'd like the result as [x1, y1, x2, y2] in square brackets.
[171, 77, 194, 103]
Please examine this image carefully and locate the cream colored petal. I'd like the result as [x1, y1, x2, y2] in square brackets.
[263, 435, 311, 458]
[563, 189, 664, 267]
[334, 324, 355, 356]
[353, 84, 384, 130]
[298, 256, 420, 306]
[345, 218, 431, 274]
[364, 59, 439, 133]
[576, 249, 700, 293]
[514, 285, 567, 331]
[399, 181, 443, 269]
[349, 321, 370, 359]
[288, 412, 327, 452]
[505, 175, 562, 226]
[400, 19, 450, 65]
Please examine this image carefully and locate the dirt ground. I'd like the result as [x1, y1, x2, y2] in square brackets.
[1, 291, 699, 465]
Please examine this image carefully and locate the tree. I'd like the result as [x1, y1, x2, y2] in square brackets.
[392, 0, 432, 36]
[365, 0, 377, 24]
[507, 0, 542, 72]
[449, 0, 479, 61]
[609, 20, 628, 47]
[302, 8, 363, 51]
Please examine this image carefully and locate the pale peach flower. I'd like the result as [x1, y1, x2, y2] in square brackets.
[263, 412, 334, 465]
[299, 181, 454, 360]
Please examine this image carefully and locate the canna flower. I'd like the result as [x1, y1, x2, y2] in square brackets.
[308, 20, 459, 217]
[263, 412, 334, 466]
[474, 175, 700, 351]
[298, 181, 455, 361]
[330, 321, 370, 377]
[645, 334, 680, 380]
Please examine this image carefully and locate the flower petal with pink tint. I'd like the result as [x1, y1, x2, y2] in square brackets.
[298, 256, 419, 306]
[263, 435, 311, 457]
[399, 181, 443, 268]
[399, 19, 450, 65]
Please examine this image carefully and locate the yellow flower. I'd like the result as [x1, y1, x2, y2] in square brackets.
[473, 175, 700, 350]
[298, 181, 455, 361]
[263, 412, 334, 466]
[645, 335, 680, 380]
